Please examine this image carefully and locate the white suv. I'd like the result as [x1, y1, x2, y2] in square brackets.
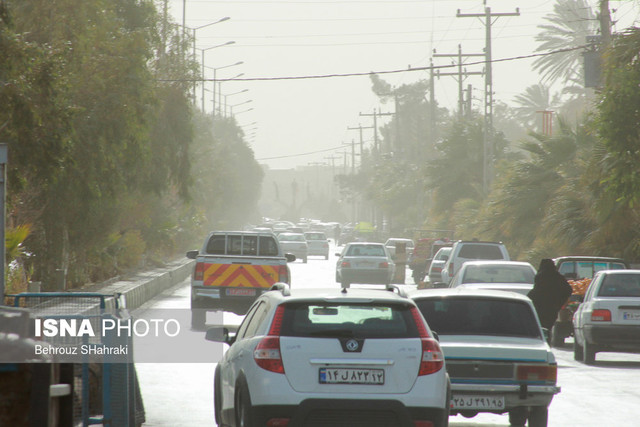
[207, 284, 450, 427]
[440, 240, 510, 284]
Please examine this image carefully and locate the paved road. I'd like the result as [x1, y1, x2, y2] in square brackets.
[135, 246, 640, 426]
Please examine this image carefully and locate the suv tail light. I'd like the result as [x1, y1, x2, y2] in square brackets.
[254, 306, 286, 374]
[591, 309, 611, 322]
[254, 337, 284, 374]
[278, 265, 289, 283]
[517, 364, 557, 382]
[194, 262, 204, 281]
[410, 307, 444, 375]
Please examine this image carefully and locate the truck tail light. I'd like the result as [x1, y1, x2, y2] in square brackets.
[194, 262, 204, 281]
[409, 307, 444, 376]
[591, 309, 611, 322]
[278, 265, 289, 283]
[517, 364, 557, 382]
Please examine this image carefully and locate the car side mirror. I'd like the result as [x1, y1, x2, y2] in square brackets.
[186, 250, 199, 259]
[205, 327, 236, 346]
[335, 253, 342, 257]
[285, 253, 296, 263]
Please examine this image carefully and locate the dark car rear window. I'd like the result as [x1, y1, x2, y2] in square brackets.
[458, 244, 505, 260]
[346, 245, 386, 257]
[279, 302, 419, 339]
[598, 274, 640, 297]
[415, 297, 541, 338]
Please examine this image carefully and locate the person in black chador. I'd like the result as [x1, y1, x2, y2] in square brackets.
[527, 258, 573, 330]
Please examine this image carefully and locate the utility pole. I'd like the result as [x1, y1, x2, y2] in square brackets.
[433, 44, 484, 119]
[359, 110, 394, 154]
[347, 124, 374, 165]
[599, 0, 611, 46]
[457, 6, 520, 194]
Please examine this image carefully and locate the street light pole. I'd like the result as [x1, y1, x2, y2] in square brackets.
[198, 41, 235, 112]
[189, 17, 230, 99]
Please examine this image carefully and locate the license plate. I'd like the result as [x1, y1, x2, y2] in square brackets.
[356, 260, 374, 267]
[622, 311, 640, 321]
[451, 394, 505, 410]
[319, 368, 384, 385]
[226, 288, 256, 296]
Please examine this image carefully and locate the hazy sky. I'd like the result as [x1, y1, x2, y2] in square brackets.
[168, 0, 640, 170]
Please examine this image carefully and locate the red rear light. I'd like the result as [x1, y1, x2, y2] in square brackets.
[418, 339, 444, 376]
[448, 263, 454, 276]
[269, 305, 285, 335]
[379, 261, 389, 268]
[278, 265, 289, 283]
[591, 309, 611, 322]
[254, 336, 284, 374]
[410, 307, 430, 338]
[413, 422, 434, 427]
[516, 364, 557, 382]
[267, 418, 290, 427]
[194, 262, 204, 281]
[341, 261, 351, 268]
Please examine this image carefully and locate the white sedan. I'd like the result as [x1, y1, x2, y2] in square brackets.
[573, 269, 640, 364]
[448, 260, 537, 295]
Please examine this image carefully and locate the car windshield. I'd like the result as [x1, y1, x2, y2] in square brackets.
[279, 302, 419, 339]
[598, 274, 640, 297]
[346, 245, 386, 257]
[415, 297, 541, 338]
[279, 234, 305, 242]
[461, 265, 534, 284]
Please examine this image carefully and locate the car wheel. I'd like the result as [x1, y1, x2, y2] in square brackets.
[573, 339, 584, 361]
[235, 382, 253, 427]
[528, 406, 548, 427]
[583, 339, 597, 365]
[508, 406, 527, 426]
[214, 365, 222, 426]
[550, 323, 565, 347]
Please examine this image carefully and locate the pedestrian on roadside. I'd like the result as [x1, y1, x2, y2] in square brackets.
[528, 258, 573, 330]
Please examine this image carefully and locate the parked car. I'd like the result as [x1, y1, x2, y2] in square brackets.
[573, 269, 640, 364]
[447, 260, 537, 295]
[303, 231, 330, 259]
[335, 242, 395, 288]
[440, 240, 510, 284]
[277, 232, 308, 263]
[551, 256, 629, 347]
[410, 238, 452, 284]
[411, 288, 560, 427]
[384, 238, 415, 261]
[207, 284, 451, 427]
[426, 246, 452, 285]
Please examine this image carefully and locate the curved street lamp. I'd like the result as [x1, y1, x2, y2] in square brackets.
[198, 42, 236, 112]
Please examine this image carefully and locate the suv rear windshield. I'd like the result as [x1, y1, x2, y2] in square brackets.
[279, 302, 420, 339]
[558, 261, 627, 280]
[458, 244, 505, 260]
[415, 297, 541, 338]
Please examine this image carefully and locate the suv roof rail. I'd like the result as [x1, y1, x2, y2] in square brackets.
[270, 282, 291, 296]
[386, 284, 407, 298]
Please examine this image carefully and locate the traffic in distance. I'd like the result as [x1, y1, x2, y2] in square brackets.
[169, 218, 640, 427]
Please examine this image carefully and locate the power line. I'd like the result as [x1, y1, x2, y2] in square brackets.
[157, 45, 587, 83]
[256, 145, 346, 161]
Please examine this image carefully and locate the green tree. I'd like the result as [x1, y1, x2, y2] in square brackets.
[533, 0, 597, 84]
[512, 84, 561, 130]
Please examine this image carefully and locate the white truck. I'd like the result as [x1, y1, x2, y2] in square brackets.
[186, 231, 295, 328]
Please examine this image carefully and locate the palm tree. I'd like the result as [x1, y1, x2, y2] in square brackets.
[533, 0, 598, 84]
[512, 84, 561, 130]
